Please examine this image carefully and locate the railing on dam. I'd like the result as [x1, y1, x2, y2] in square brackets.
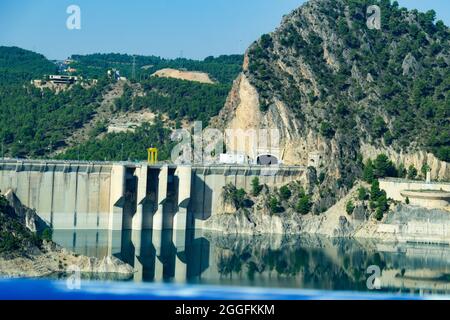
[0, 158, 307, 170]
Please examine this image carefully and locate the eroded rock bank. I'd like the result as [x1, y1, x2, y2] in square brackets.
[0, 241, 134, 279]
[0, 190, 134, 279]
[203, 182, 450, 244]
[203, 180, 358, 236]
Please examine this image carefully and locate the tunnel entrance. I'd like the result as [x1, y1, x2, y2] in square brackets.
[257, 154, 279, 165]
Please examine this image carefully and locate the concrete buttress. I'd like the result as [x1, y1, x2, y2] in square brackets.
[173, 166, 192, 231]
[108, 164, 125, 231]
[153, 166, 168, 230]
[132, 165, 148, 230]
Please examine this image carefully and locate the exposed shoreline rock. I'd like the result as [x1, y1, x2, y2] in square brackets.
[0, 240, 134, 279]
[0, 190, 134, 280]
[203, 182, 450, 244]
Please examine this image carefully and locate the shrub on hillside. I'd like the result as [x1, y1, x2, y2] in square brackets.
[279, 185, 292, 200]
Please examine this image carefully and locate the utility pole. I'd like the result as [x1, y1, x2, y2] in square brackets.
[132, 55, 136, 80]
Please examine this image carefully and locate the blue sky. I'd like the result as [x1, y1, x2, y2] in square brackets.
[0, 0, 449, 60]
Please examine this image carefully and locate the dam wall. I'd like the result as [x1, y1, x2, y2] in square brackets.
[0, 161, 113, 229]
[0, 159, 306, 231]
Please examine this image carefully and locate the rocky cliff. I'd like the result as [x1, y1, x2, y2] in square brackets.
[212, 0, 450, 213]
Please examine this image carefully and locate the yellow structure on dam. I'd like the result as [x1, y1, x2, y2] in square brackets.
[147, 148, 158, 165]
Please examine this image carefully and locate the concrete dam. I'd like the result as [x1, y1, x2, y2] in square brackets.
[0, 159, 306, 231]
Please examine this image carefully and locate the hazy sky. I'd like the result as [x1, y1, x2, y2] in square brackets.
[0, 0, 449, 60]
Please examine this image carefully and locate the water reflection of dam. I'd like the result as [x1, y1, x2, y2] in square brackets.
[375, 243, 450, 294]
[52, 231, 450, 294]
[53, 229, 210, 283]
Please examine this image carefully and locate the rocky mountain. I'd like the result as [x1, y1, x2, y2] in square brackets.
[213, 0, 449, 212]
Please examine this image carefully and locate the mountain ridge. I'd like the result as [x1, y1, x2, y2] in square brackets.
[0, 47, 242, 160]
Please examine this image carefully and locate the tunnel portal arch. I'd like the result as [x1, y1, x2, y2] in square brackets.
[256, 154, 279, 165]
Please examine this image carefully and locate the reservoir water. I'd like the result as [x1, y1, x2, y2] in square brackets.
[52, 230, 450, 295]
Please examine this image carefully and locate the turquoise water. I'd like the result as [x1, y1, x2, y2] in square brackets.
[52, 230, 450, 295]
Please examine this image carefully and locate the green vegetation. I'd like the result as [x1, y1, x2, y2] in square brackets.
[421, 163, 431, 177]
[116, 77, 231, 125]
[295, 186, 313, 215]
[279, 185, 292, 200]
[346, 200, 355, 215]
[407, 165, 418, 180]
[363, 159, 375, 183]
[320, 122, 336, 139]
[0, 47, 242, 160]
[269, 196, 285, 214]
[247, 0, 450, 162]
[70, 53, 243, 84]
[373, 154, 397, 178]
[397, 163, 407, 178]
[253, 182, 313, 216]
[358, 187, 368, 201]
[0, 47, 110, 158]
[88, 120, 108, 139]
[0, 81, 107, 158]
[244, 182, 317, 216]
[251, 177, 263, 197]
[0, 46, 57, 84]
[223, 184, 253, 210]
[40, 228, 53, 241]
[369, 180, 389, 221]
[57, 120, 174, 162]
[296, 195, 312, 215]
[363, 154, 398, 183]
[0, 193, 41, 255]
[0, 48, 91, 157]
